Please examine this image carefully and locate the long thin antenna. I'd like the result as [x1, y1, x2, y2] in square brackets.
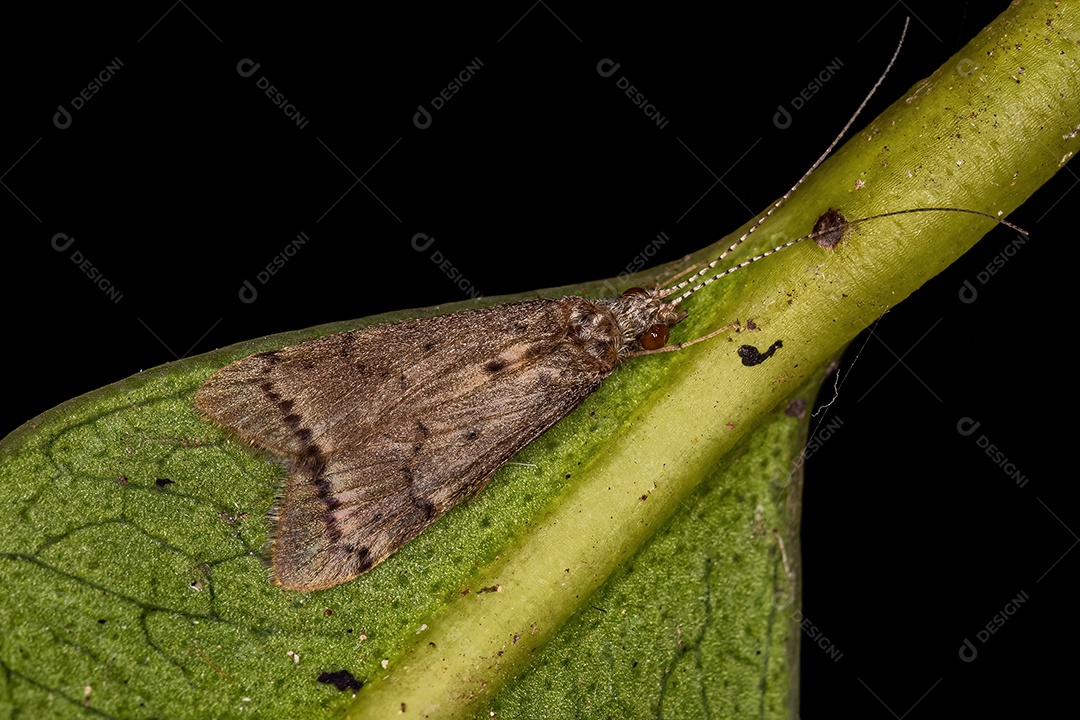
[663, 17, 912, 301]
[669, 208, 1027, 303]
[830, 207, 1027, 234]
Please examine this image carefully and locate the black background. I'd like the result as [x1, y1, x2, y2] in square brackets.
[3, 2, 1073, 716]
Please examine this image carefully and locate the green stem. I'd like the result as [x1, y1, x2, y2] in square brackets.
[348, 2, 1079, 717]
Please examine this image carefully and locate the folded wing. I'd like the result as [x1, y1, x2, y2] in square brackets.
[196, 299, 616, 590]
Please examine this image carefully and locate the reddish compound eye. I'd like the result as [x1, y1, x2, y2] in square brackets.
[641, 324, 669, 350]
[621, 287, 648, 298]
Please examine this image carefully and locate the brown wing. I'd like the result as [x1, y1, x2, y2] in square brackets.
[195, 298, 618, 591]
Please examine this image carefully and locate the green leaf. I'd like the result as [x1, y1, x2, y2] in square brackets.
[1, 3, 1076, 718]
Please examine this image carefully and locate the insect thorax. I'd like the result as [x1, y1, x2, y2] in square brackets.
[560, 288, 683, 369]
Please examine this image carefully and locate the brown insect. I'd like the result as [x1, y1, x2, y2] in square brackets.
[195, 260, 762, 590]
[195, 18, 1024, 591]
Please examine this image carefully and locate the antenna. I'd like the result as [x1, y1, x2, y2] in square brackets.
[669, 208, 1028, 304]
[653, 16, 1028, 308]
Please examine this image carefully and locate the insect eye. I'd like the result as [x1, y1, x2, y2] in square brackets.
[641, 324, 669, 350]
[621, 287, 648, 298]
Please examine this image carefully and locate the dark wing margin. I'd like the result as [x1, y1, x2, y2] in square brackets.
[195, 299, 616, 591]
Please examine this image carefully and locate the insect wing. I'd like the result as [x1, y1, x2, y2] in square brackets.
[196, 299, 612, 590]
